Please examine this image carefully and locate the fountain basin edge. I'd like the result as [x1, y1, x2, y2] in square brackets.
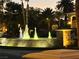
[0, 38, 60, 49]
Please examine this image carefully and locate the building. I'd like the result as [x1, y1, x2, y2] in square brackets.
[67, 12, 77, 29]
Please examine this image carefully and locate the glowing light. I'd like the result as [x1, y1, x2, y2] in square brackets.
[19, 27, 23, 38]
[17, 41, 28, 47]
[34, 41, 48, 47]
[52, 25, 58, 30]
[48, 32, 52, 39]
[0, 38, 58, 48]
[34, 27, 39, 40]
[7, 40, 16, 46]
[1, 38, 7, 46]
[67, 21, 72, 25]
[56, 29, 72, 47]
[22, 25, 30, 40]
[63, 30, 72, 47]
[2, 24, 7, 32]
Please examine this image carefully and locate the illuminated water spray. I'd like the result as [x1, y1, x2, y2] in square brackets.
[48, 31, 52, 39]
[22, 25, 30, 39]
[21, 0, 30, 39]
[34, 27, 38, 39]
[21, 0, 51, 40]
[19, 27, 23, 38]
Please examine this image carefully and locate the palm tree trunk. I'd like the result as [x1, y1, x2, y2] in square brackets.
[21, 0, 25, 25]
[76, 0, 79, 48]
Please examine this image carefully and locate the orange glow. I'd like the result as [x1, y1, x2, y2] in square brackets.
[67, 20, 72, 25]
[63, 30, 72, 47]
[2, 26, 7, 32]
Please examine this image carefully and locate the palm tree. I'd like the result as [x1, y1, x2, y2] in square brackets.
[37, 8, 54, 37]
[41, 8, 54, 27]
[56, 0, 74, 21]
[56, 0, 74, 29]
[56, 0, 74, 13]
[76, 0, 79, 48]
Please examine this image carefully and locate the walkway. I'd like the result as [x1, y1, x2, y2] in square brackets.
[23, 49, 79, 59]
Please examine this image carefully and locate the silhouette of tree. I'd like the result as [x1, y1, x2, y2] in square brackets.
[0, 0, 11, 26]
[56, 0, 74, 28]
[56, 0, 74, 13]
[37, 8, 54, 37]
[28, 7, 41, 37]
[3, 2, 23, 38]
[76, 0, 79, 47]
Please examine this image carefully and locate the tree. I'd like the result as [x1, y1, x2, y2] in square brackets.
[28, 7, 41, 37]
[56, 0, 74, 28]
[28, 7, 41, 28]
[41, 8, 54, 29]
[0, 0, 10, 24]
[42, 8, 54, 19]
[56, 0, 74, 13]
[3, 2, 24, 38]
[76, 0, 79, 48]
[28, 8, 54, 37]
[37, 8, 54, 37]
[0, 0, 10, 6]
[54, 11, 63, 27]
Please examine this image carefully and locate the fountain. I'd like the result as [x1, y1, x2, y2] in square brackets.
[22, 0, 30, 40]
[34, 27, 38, 39]
[1, 38, 7, 46]
[18, 24, 23, 38]
[19, 26, 23, 38]
[48, 31, 52, 39]
[17, 0, 39, 40]
[22, 25, 30, 39]
[0, 0, 58, 48]
[21, 26, 39, 40]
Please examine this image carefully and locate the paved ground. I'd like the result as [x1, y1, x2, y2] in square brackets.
[0, 48, 79, 59]
[0, 48, 43, 59]
[23, 49, 79, 59]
